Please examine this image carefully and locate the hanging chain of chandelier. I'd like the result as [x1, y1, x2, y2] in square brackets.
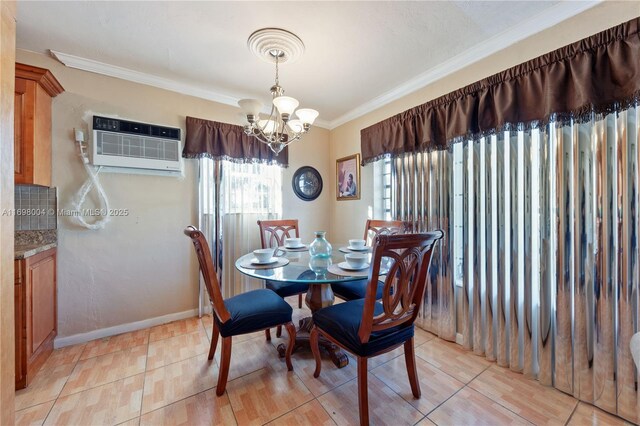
[238, 29, 319, 155]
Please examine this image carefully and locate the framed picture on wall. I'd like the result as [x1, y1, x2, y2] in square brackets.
[336, 153, 361, 201]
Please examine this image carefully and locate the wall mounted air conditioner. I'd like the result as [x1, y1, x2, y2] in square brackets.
[91, 116, 182, 173]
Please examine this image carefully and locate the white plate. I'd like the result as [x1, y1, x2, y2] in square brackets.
[338, 261, 369, 271]
[251, 257, 279, 265]
[284, 244, 306, 249]
[339, 246, 371, 253]
[348, 245, 370, 251]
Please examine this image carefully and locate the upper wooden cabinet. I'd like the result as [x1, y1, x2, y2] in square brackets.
[14, 63, 64, 186]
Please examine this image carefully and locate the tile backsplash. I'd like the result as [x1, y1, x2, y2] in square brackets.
[15, 185, 57, 230]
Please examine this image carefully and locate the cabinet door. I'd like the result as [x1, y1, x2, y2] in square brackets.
[14, 78, 25, 178]
[14, 78, 35, 185]
[14, 260, 25, 389]
[26, 251, 56, 358]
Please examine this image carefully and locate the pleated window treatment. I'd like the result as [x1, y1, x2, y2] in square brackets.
[184, 116, 289, 167]
[370, 17, 640, 422]
[361, 17, 640, 165]
[198, 159, 282, 313]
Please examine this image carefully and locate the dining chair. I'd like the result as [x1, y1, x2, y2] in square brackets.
[363, 219, 407, 245]
[310, 231, 443, 426]
[332, 219, 407, 301]
[257, 219, 309, 339]
[184, 226, 296, 396]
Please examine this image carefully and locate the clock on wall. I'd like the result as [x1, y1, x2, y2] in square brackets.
[292, 166, 323, 201]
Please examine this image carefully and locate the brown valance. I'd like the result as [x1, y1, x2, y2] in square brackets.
[183, 116, 288, 167]
[361, 17, 640, 165]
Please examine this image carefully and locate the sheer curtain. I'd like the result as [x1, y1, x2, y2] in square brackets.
[198, 158, 282, 311]
[387, 105, 639, 421]
[219, 161, 282, 297]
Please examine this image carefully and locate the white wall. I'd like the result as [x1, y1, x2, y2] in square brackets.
[282, 128, 332, 240]
[16, 50, 330, 339]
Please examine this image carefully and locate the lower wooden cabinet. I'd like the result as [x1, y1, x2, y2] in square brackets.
[15, 247, 57, 389]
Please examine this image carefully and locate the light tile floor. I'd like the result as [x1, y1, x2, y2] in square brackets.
[14, 297, 636, 426]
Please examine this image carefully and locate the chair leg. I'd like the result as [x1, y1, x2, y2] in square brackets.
[357, 357, 369, 426]
[310, 326, 322, 378]
[298, 293, 303, 308]
[209, 319, 220, 360]
[265, 328, 271, 341]
[216, 336, 232, 396]
[404, 337, 421, 398]
[276, 325, 282, 338]
[284, 322, 296, 371]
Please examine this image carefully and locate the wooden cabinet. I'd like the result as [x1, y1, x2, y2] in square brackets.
[15, 248, 57, 390]
[14, 63, 64, 186]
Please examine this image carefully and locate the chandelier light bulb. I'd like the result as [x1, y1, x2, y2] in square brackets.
[287, 119, 304, 133]
[295, 108, 319, 125]
[236, 112, 250, 126]
[238, 99, 264, 120]
[272, 96, 299, 118]
[259, 119, 279, 135]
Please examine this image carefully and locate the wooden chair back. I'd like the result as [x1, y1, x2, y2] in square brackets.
[363, 219, 406, 245]
[257, 219, 300, 249]
[184, 226, 230, 323]
[358, 231, 443, 344]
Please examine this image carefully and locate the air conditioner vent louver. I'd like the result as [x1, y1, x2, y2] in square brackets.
[91, 116, 182, 173]
[96, 133, 180, 161]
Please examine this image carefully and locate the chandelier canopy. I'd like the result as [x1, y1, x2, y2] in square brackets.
[238, 28, 319, 155]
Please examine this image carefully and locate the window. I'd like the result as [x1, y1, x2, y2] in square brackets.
[221, 161, 282, 215]
[381, 158, 392, 220]
[452, 142, 464, 288]
[374, 157, 393, 220]
[198, 158, 283, 300]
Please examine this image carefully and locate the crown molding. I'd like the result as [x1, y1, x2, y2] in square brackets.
[50, 49, 331, 129]
[50, 0, 598, 132]
[51, 50, 239, 105]
[16, 62, 65, 97]
[327, 0, 601, 129]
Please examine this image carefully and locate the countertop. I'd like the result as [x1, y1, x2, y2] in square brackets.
[15, 242, 57, 260]
[15, 229, 57, 260]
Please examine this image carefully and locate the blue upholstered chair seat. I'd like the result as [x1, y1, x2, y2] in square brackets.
[312, 299, 414, 357]
[217, 289, 293, 337]
[332, 279, 385, 301]
[265, 280, 309, 299]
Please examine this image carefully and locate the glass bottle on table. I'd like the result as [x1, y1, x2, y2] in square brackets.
[308, 256, 331, 277]
[309, 231, 332, 258]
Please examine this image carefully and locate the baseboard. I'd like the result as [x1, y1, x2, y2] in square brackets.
[456, 333, 464, 345]
[54, 308, 199, 349]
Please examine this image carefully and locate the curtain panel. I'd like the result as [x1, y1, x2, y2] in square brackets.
[183, 116, 289, 167]
[391, 106, 640, 422]
[198, 158, 283, 313]
[361, 17, 640, 165]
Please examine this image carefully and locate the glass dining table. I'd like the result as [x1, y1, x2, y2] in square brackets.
[235, 245, 370, 368]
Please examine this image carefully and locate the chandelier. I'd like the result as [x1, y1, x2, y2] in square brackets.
[238, 28, 319, 155]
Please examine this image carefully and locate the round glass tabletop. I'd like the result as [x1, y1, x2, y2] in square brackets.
[235, 245, 370, 284]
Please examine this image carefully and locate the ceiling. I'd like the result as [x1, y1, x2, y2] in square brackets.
[16, 1, 595, 128]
